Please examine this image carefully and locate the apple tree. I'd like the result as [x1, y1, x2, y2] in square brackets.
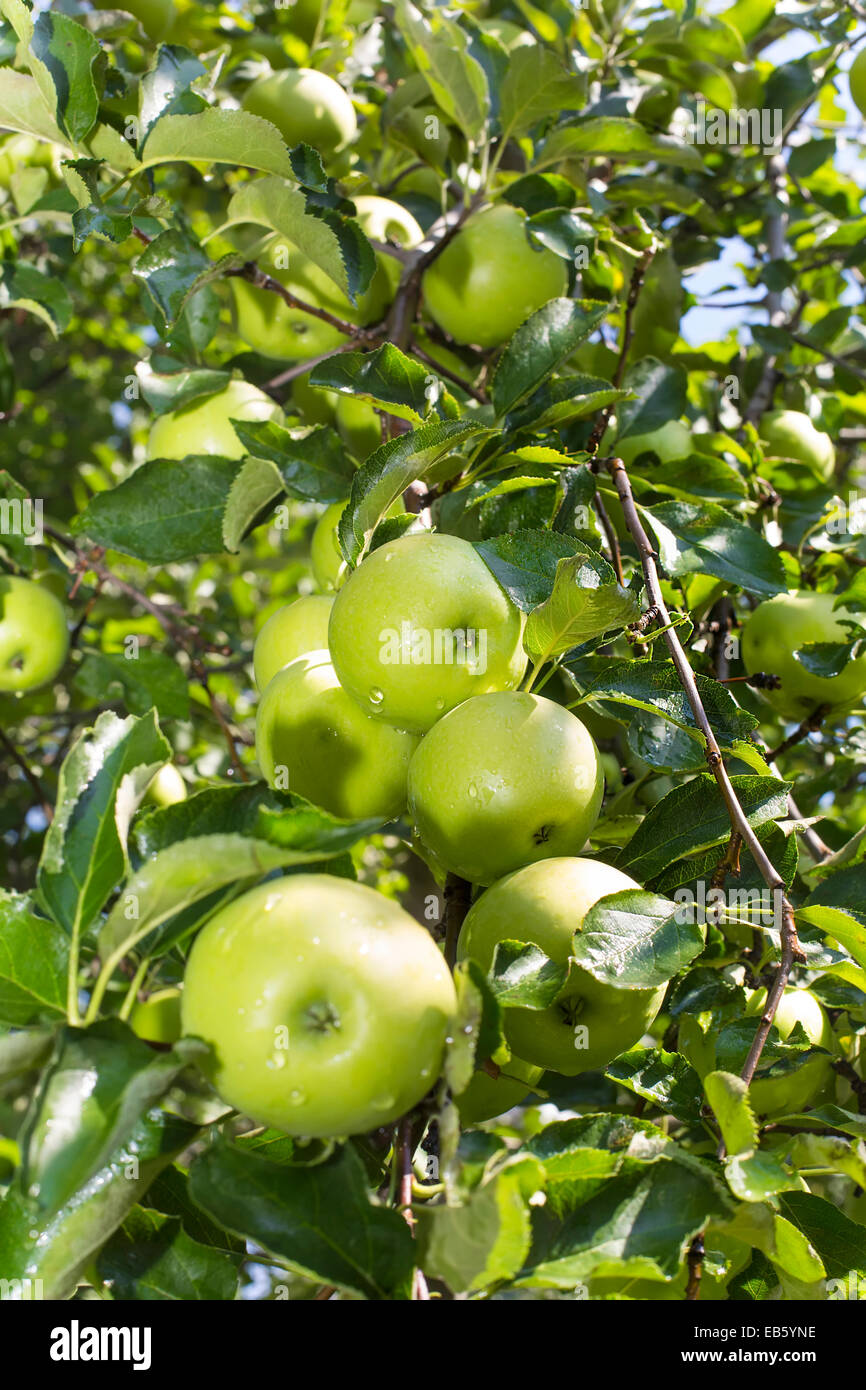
[1, 0, 866, 1306]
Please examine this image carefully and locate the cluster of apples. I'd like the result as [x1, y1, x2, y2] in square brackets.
[239, 520, 675, 1130]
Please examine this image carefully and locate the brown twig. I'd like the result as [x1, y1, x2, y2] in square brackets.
[685, 1233, 704, 1301]
[832, 1058, 866, 1115]
[603, 455, 806, 1089]
[227, 261, 373, 340]
[766, 704, 829, 763]
[0, 727, 54, 822]
[442, 873, 472, 969]
[593, 492, 624, 584]
[396, 1114, 430, 1301]
[409, 340, 488, 405]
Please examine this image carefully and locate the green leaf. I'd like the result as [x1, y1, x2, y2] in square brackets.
[74, 650, 190, 722]
[606, 1048, 705, 1126]
[140, 109, 298, 179]
[20, 1021, 205, 1214]
[74, 457, 241, 563]
[572, 889, 702, 990]
[0, 68, 67, 145]
[30, 10, 101, 143]
[312, 342, 457, 424]
[725, 1151, 804, 1204]
[473, 530, 584, 611]
[37, 710, 170, 938]
[615, 358, 688, 440]
[525, 549, 641, 661]
[226, 175, 376, 304]
[0, 893, 68, 1026]
[566, 656, 757, 750]
[230, 420, 354, 504]
[133, 228, 216, 332]
[506, 375, 629, 434]
[499, 45, 585, 139]
[98, 831, 357, 963]
[338, 420, 487, 565]
[396, 0, 489, 144]
[489, 940, 569, 1009]
[703, 1070, 758, 1155]
[492, 299, 608, 418]
[97, 1208, 239, 1300]
[537, 118, 705, 171]
[222, 456, 286, 553]
[618, 774, 791, 881]
[138, 43, 207, 146]
[0, 1108, 198, 1301]
[446, 959, 507, 1095]
[779, 1191, 866, 1279]
[417, 1168, 531, 1293]
[188, 1139, 415, 1300]
[520, 1148, 730, 1287]
[646, 500, 788, 598]
[0, 261, 72, 336]
[0, 1028, 54, 1085]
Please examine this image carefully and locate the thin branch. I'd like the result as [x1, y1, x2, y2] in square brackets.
[594, 492, 624, 584]
[264, 341, 358, 392]
[442, 873, 472, 969]
[832, 1058, 866, 1115]
[685, 1233, 704, 1301]
[602, 454, 805, 1088]
[227, 261, 373, 341]
[0, 727, 54, 822]
[409, 340, 488, 404]
[766, 704, 829, 762]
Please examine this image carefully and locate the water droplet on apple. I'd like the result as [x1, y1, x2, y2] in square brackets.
[266, 1054, 286, 1071]
[369, 686, 384, 706]
[371, 1093, 396, 1111]
[289, 1088, 306, 1106]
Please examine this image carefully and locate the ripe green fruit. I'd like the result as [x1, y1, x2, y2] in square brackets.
[241, 68, 357, 155]
[744, 987, 836, 1117]
[93, 0, 174, 40]
[255, 650, 419, 820]
[458, 857, 665, 1075]
[311, 501, 347, 591]
[144, 763, 187, 808]
[408, 693, 604, 885]
[253, 595, 334, 690]
[758, 409, 835, 491]
[130, 988, 183, 1044]
[614, 419, 692, 466]
[0, 576, 69, 693]
[421, 205, 568, 349]
[456, 1056, 543, 1124]
[328, 532, 527, 733]
[181, 874, 456, 1137]
[741, 590, 866, 720]
[850, 48, 866, 119]
[146, 380, 283, 461]
[231, 197, 421, 362]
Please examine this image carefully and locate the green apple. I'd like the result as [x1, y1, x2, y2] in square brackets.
[458, 856, 665, 1075]
[146, 380, 283, 460]
[744, 987, 836, 1117]
[130, 987, 182, 1044]
[255, 649, 419, 819]
[759, 409, 835, 492]
[612, 419, 692, 466]
[0, 576, 69, 693]
[850, 48, 866, 119]
[421, 204, 568, 349]
[292, 373, 338, 426]
[335, 394, 382, 459]
[328, 532, 527, 733]
[456, 1056, 544, 1124]
[144, 763, 187, 808]
[181, 874, 456, 1137]
[408, 692, 604, 885]
[231, 196, 422, 362]
[741, 589, 866, 720]
[93, 0, 175, 40]
[253, 594, 334, 690]
[241, 68, 357, 155]
[311, 501, 348, 591]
